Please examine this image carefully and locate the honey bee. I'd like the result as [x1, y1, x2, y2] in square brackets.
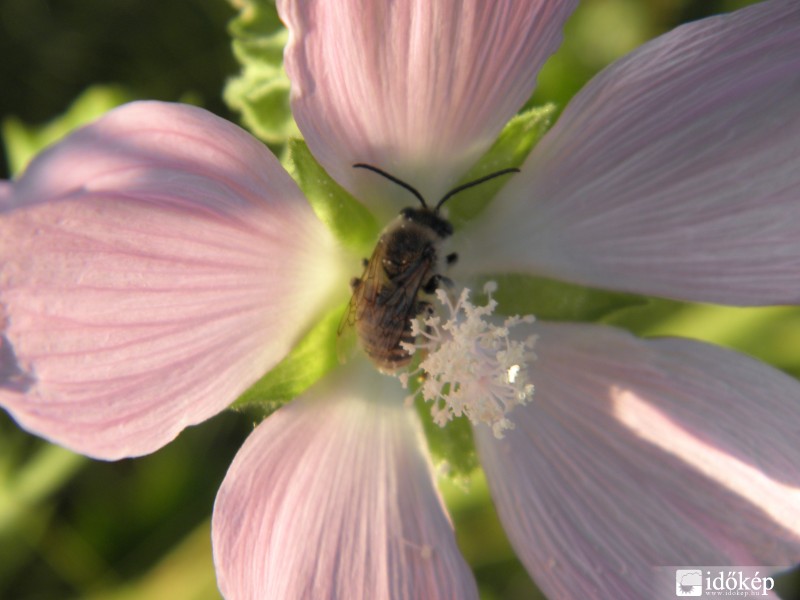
[340, 163, 519, 373]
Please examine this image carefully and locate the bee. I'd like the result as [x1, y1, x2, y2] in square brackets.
[340, 163, 519, 373]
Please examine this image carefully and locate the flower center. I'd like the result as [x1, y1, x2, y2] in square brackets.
[398, 282, 536, 438]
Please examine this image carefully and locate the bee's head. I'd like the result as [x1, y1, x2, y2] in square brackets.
[353, 163, 520, 224]
[399, 207, 453, 238]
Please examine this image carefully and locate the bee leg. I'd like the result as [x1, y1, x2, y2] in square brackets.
[446, 252, 458, 266]
[414, 300, 435, 336]
[422, 277, 437, 294]
[417, 299, 434, 316]
[361, 257, 369, 268]
[423, 274, 453, 294]
[350, 277, 361, 291]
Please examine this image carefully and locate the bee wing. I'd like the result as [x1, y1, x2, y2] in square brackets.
[337, 243, 434, 367]
[337, 249, 385, 337]
[336, 246, 387, 364]
[335, 313, 358, 365]
[362, 251, 434, 360]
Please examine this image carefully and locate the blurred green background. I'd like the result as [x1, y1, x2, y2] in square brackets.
[1, 0, 798, 599]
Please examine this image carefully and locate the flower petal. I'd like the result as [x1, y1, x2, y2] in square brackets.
[212, 362, 477, 600]
[475, 322, 800, 599]
[0, 181, 11, 209]
[461, 0, 800, 305]
[0, 101, 345, 460]
[279, 0, 577, 214]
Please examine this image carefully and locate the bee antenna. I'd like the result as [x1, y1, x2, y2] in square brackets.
[353, 163, 428, 208]
[435, 168, 520, 211]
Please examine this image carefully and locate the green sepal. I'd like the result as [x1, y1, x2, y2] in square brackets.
[288, 139, 379, 255]
[231, 305, 344, 411]
[231, 400, 286, 425]
[225, 0, 298, 144]
[414, 395, 479, 478]
[602, 296, 684, 335]
[484, 273, 647, 323]
[3, 85, 130, 176]
[446, 104, 556, 227]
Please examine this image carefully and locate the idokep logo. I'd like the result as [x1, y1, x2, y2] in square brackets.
[675, 569, 702, 596]
[674, 568, 776, 597]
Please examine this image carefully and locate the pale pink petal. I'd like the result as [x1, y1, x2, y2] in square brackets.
[476, 322, 800, 599]
[212, 362, 477, 600]
[279, 0, 578, 213]
[461, 0, 800, 305]
[0, 101, 345, 460]
[0, 181, 11, 210]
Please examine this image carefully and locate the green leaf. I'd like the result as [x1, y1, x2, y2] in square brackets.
[0, 444, 85, 537]
[446, 104, 556, 227]
[485, 273, 647, 323]
[3, 85, 130, 176]
[232, 306, 344, 411]
[225, 0, 298, 144]
[288, 139, 379, 255]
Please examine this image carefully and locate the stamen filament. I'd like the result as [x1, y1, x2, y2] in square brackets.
[398, 283, 536, 438]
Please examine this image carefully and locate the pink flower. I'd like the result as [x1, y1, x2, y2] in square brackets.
[2, 0, 800, 598]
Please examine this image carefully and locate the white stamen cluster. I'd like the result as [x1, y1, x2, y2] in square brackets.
[399, 282, 536, 438]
